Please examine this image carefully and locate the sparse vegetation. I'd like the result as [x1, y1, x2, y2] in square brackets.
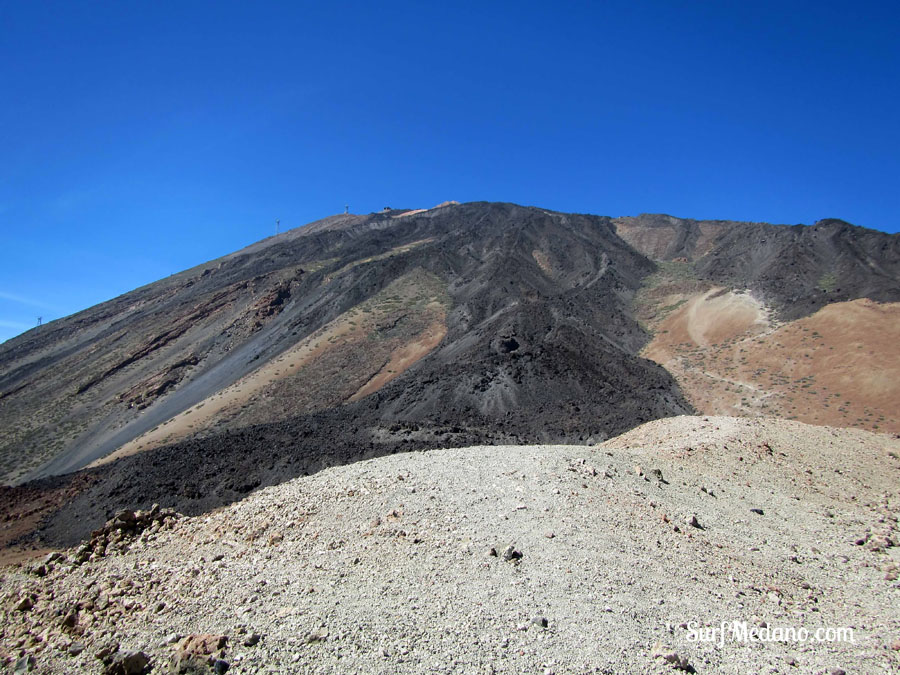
[817, 272, 838, 292]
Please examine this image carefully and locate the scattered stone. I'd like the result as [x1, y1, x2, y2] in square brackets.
[68, 641, 86, 656]
[14, 595, 34, 612]
[648, 468, 665, 483]
[652, 644, 694, 672]
[242, 633, 261, 647]
[160, 633, 181, 646]
[76, 506, 179, 565]
[531, 616, 548, 629]
[892, 640, 900, 651]
[688, 515, 703, 529]
[13, 655, 35, 673]
[61, 609, 78, 628]
[179, 634, 227, 655]
[172, 634, 227, 673]
[212, 659, 230, 674]
[501, 545, 522, 561]
[306, 626, 329, 644]
[95, 641, 120, 664]
[105, 650, 150, 675]
[750, 508, 765, 516]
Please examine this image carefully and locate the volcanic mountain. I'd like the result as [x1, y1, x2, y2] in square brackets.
[0, 201, 898, 549]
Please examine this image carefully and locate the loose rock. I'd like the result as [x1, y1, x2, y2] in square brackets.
[105, 650, 150, 675]
[501, 545, 522, 561]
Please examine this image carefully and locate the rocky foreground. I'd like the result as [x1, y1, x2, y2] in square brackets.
[1, 417, 898, 674]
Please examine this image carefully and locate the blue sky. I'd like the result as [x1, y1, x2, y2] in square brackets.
[1, 1, 898, 343]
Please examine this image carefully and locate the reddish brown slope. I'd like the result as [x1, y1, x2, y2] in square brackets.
[642, 293, 900, 433]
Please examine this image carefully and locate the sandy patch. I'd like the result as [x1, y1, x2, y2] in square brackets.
[644, 296, 900, 433]
[391, 201, 459, 219]
[391, 209, 427, 218]
[325, 238, 434, 282]
[646, 288, 769, 352]
[612, 216, 727, 261]
[531, 249, 554, 277]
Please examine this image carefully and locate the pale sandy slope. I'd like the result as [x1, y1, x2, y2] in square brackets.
[642, 293, 900, 434]
[2, 417, 899, 674]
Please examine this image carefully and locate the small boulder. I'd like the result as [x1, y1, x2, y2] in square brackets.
[61, 609, 78, 628]
[501, 545, 522, 562]
[95, 641, 120, 664]
[306, 626, 329, 644]
[171, 634, 227, 673]
[242, 633, 261, 647]
[105, 650, 150, 675]
[652, 645, 694, 672]
[13, 655, 36, 673]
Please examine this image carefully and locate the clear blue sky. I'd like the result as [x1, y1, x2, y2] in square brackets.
[1, 1, 898, 343]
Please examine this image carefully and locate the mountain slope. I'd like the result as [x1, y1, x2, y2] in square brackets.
[0, 202, 690, 485]
[616, 213, 900, 433]
[614, 214, 900, 320]
[2, 202, 899, 555]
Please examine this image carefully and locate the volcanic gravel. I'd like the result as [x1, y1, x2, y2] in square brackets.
[2, 416, 899, 674]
